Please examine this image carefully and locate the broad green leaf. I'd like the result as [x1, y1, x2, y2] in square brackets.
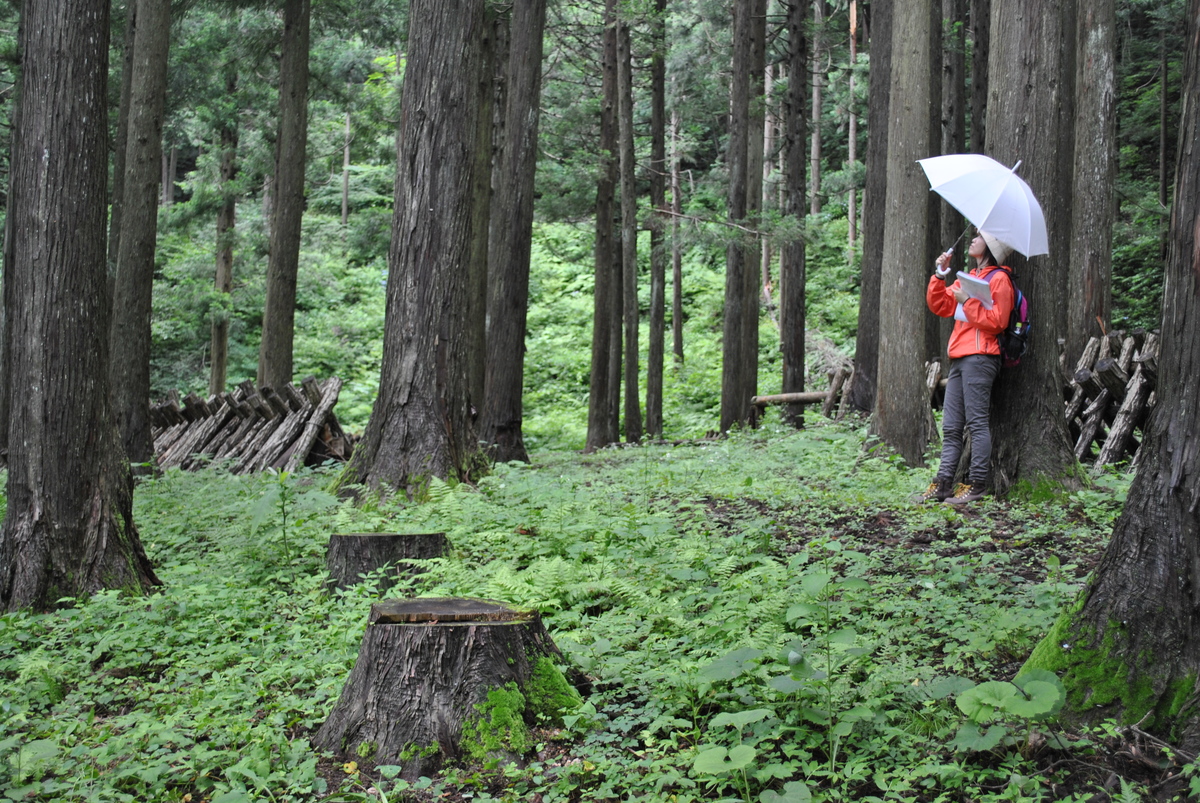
[768, 675, 807, 693]
[921, 676, 976, 700]
[827, 627, 858, 646]
[710, 708, 771, 730]
[800, 572, 833, 597]
[1005, 680, 1062, 720]
[1015, 670, 1068, 716]
[838, 577, 871, 591]
[700, 648, 764, 681]
[726, 744, 757, 770]
[760, 780, 813, 803]
[785, 602, 823, 621]
[956, 681, 1018, 722]
[949, 722, 1008, 752]
[694, 744, 756, 774]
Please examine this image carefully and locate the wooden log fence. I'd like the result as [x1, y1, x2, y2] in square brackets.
[150, 376, 349, 473]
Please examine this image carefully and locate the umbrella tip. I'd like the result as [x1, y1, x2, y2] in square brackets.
[1011, 159, 1023, 173]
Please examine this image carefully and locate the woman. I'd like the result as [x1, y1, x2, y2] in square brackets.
[916, 229, 1016, 504]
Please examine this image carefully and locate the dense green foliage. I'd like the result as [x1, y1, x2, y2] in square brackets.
[0, 425, 1157, 801]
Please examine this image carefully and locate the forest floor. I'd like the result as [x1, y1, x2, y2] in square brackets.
[3, 418, 1192, 803]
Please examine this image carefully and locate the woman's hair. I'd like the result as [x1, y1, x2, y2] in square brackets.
[979, 246, 1000, 268]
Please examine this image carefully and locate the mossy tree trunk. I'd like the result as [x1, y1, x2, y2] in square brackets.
[313, 599, 577, 779]
[1023, 1, 1200, 745]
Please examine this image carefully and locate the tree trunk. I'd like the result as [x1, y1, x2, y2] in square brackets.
[313, 598, 569, 779]
[740, 0, 767, 423]
[109, 0, 171, 467]
[257, 0, 311, 390]
[940, 0, 967, 256]
[341, 112, 351, 226]
[847, 1, 859, 250]
[325, 532, 448, 593]
[810, 0, 825, 215]
[1, 0, 159, 611]
[161, 146, 176, 206]
[720, 0, 754, 433]
[969, 0, 990, 150]
[210, 74, 239, 397]
[670, 105, 685, 364]
[870, 0, 940, 467]
[986, 0, 1079, 495]
[107, 0, 137, 285]
[646, 0, 667, 440]
[586, 0, 620, 452]
[1022, 1, 1200, 745]
[467, 13, 503, 426]
[480, 0, 546, 464]
[848, 0, 891, 413]
[336, 0, 485, 494]
[1065, 0, 1116, 370]
[781, 4, 808, 427]
[616, 19, 642, 443]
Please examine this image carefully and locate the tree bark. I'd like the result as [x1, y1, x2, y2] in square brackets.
[108, 0, 170, 467]
[1, 0, 159, 611]
[740, 0, 767, 424]
[467, 13, 503, 427]
[646, 0, 667, 440]
[781, 5, 808, 428]
[986, 0, 1079, 495]
[670, 105, 685, 364]
[586, 0, 620, 452]
[257, 0, 311, 390]
[810, 0, 825, 215]
[481, 0, 545, 463]
[324, 532, 448, 593]
[870, 0, 940, 467]
[210, 73, 239, 397]
[848, 0, 891, 413]
[941, 0, 967, 255]
[720, 0, 754, 432]
[313, 598, 566, 779]
[847, 1, 859, 249]
[1023, 0, 1200, 744]
[969, 0, 990, 150]
[336, 0, 485, 494]
[107, 0, 137, 285]
[616, 20, 642, 443]
[1065, 0, 1116, 370]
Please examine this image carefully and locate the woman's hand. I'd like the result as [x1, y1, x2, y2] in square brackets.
[952, 285, 969, 304]
[934, 249, 953, 279]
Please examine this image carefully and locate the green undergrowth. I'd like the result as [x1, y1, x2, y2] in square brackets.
[0, 419, 1137, 802]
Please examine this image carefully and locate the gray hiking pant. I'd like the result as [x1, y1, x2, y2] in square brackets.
[936, 354, 1001, 485]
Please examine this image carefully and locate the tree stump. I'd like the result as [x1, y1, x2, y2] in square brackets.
[313, 598, 577, 779]
[325, 532, 448, 593]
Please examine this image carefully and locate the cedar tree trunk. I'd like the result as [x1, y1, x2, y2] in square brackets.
[616, 19, 641, 443]
[481, 0, 546, 463]
[781, 1, 808, 427]
[1065, 0, 1116, 370]
[986, 0, 1079, 494]
[870, 0, 939, 467]
[337, 0, 484, 494]
[257, 0, 311, 390]
[969, 0, 989, 150]
[210, 73, 239, 397]
[848, 0, 891, 413]
[646, 0, 667, 440]
[1, 0, 159, 611]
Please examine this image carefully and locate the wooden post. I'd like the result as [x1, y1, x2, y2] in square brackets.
[325, 532, 449, 593]
[313, 598, 576, 779]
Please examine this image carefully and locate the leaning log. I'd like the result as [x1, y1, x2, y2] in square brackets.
[821, 367, 849, 418]
[325, 532, 449, 593]
[1074, 390, 1111, 460]
[751, 391, 829, 407]
[1094, 365, 1152, 469]
[313, 598, 575, 779]
[1093, 357, 1129, 402]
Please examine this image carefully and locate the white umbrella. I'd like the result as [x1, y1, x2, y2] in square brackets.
[917, 153, 1049, 257]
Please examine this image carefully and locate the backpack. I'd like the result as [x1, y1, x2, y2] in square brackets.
[985, 267, 1030, 367]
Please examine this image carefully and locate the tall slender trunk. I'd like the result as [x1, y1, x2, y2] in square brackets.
[871, 0, 940, 467]
[2, 0, 159, 611]
[210, 74, 239, 397]
[848, 0, 891, 413]
[810, 0, 825, 215]
[616, 19, 641, 443]
[847, 0, 858, 249]
[257, 0, 311, 390]
[108, 0, 138, 286]
[720, 0, 753, 432]
[481, 0, 546, 462]
[742, 0, 767, 418]
[646, 0, 667, 439]
[341, 112, 351, 226]
[670, 105, 684, 364]
[1065, 0, 1115, 369]
[586, 0, 620, 451]
[762, 62, 776, 304]
[970, 0, 990, 150]
[109, 0, 171, 467]
[781, 3, 808, 427]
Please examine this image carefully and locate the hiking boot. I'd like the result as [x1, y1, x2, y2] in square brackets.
[912, 478, 954, 504]
[945, 482, 987, 505]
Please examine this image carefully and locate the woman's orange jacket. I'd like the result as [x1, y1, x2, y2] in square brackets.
[926, 265, 1015, 359]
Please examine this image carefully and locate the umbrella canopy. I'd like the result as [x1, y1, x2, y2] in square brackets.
[917, 153, 1049, 258]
